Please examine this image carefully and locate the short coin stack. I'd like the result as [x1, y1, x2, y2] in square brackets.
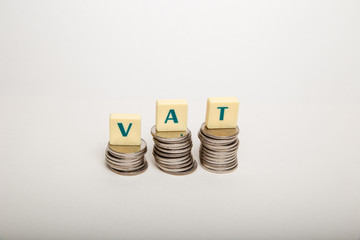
[151, 126, 197, 175]
[105, 139, 148, 176]
[198, 123, 239, 173]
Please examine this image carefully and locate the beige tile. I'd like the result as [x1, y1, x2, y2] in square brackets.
[109, 113, 141, 145]
[205, 97, 239, 129]
[156, 99, 188, 131]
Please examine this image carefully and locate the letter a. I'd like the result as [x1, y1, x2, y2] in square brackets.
[164, 109, 179, 123]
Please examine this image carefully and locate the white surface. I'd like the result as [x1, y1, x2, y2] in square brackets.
[1, 1, 360, 239]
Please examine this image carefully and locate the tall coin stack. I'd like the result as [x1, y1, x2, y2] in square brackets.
[198, 123, 239, 173]
[105, 140, 148, 176]
[151, 126, 197, 175]
[199, 97, 240, 174]
[152, 99, 197, 175]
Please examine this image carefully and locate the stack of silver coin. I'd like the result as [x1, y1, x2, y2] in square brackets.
[105, 139, 148, 176]
[198, 123, 239, 173]
[151, 126, 197, 175]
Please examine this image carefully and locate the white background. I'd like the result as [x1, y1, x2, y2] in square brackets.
[1, 0, 360, 239]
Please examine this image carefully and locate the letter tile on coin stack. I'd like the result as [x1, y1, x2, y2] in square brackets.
[105, 113, 148, 176]
[198, 97, 240, 173]
[151, 99, 197, 175]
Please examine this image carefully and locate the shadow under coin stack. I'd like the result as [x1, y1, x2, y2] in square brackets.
[198, 97, 240, 174]
[198, 123, 239, 173]
[105, 140, 148, 176]
[151, 126, 197, 175]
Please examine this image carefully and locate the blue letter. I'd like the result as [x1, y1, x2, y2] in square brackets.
[165, 109, 179, 123]
[217, 107, 228, 121]
[117, 123, 132, 137]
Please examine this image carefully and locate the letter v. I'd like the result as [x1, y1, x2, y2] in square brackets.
[117, 123, 132, 137]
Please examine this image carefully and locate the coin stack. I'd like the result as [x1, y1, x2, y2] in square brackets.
[151, 126, 197, 175]
[105, 139, 148, 176]
[198, 123, 239, 173]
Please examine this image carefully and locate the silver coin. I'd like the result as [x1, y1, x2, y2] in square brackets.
[108, 160, 147, 171]
[201, 160, 237, 170]
[108, 161, 148, 176]
[154, 153, 193, 163]
[153, 146, 191, 158]
[200, 153, 237, 164]
[153, 139, 192, 150]
[105, 151, 144, 163]
[201, 145, 239, 154]
[201, 157, 237, 169]
[157, 159, 194, 172]
[200, 161, 237, 174]
[200, 147, 237, 156]
[156, 157, 194, 170]
[106, 155, 144, 168]
[153, 153, 192, 165]
[156, 161, 198, 176]
[154, 158, 192, 166]
[157, 161, 193, 170]
[200, 154, 236, 163]
[107, 139, 147, 157]
[198, 130, 237, 145]
[200, 123, 239, 139]
[153, 144, 192, 154]
[154, 132, 191, 143]
[151, 125, 191, 142]
[200, 149, 238, 162]
[105, 152, 147, 171]
[201, 139, 239, 151]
